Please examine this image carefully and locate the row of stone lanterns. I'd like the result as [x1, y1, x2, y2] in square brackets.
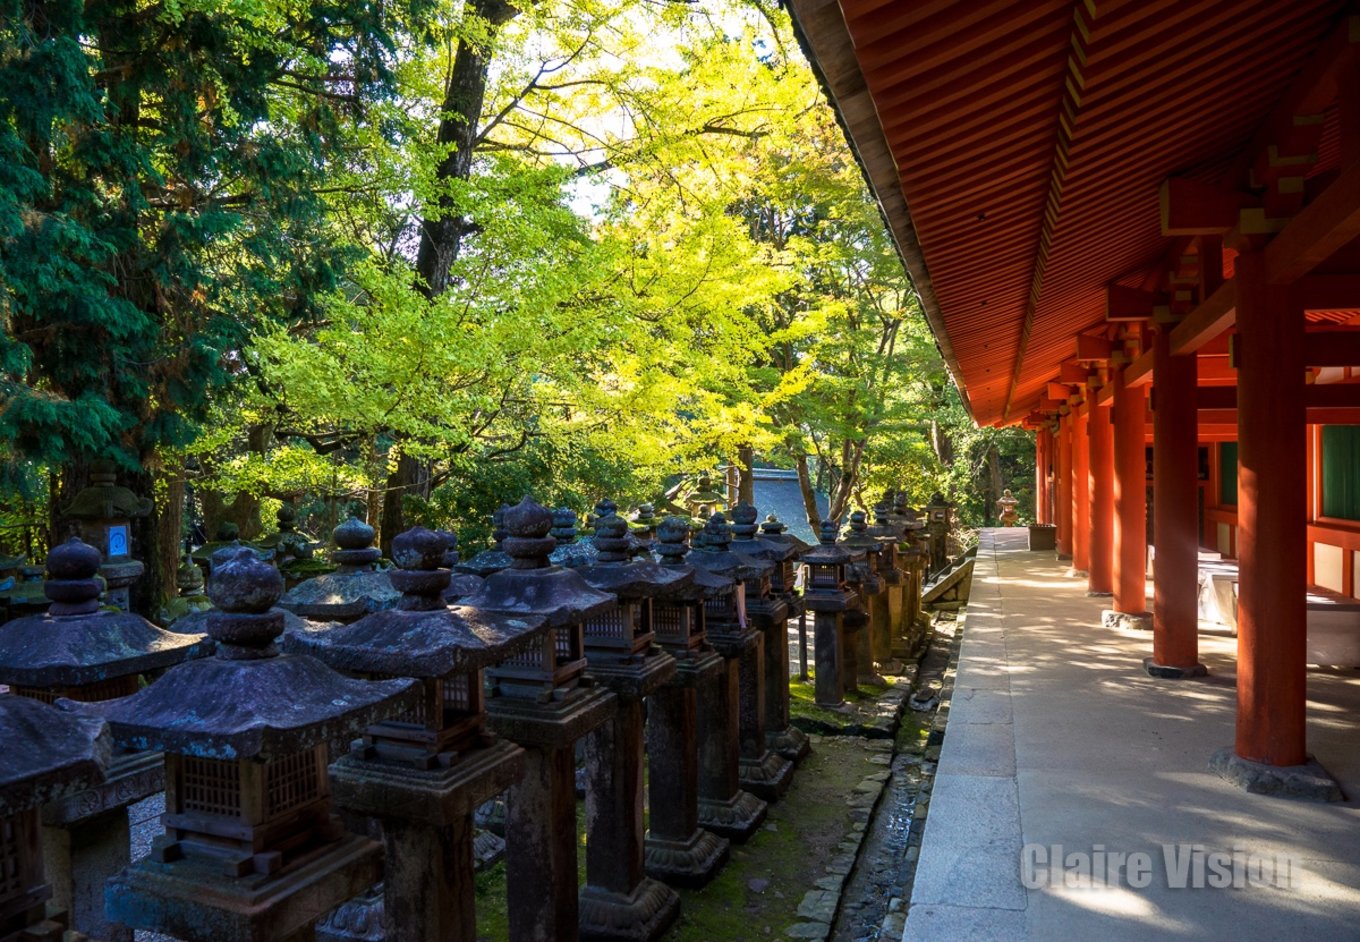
[0, 478, 937, 942]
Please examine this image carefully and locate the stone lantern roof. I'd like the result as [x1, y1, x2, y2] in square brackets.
[654, 516, 732, 601]
[92, 546, 417, 759]
[760, 513, 811, 554]
[61, 462, 152, 522]
[287, 526, 550, 678]
[279, 516, 400, 622]
[801, 519, 853, 568]
[687, 513, 771, 583]
[576, 509, 692, 600]
[728, 503, 799, 564]
[0, 696, 111, 817]
[461, 497, 615, 628]
[0, 537, 212, 690]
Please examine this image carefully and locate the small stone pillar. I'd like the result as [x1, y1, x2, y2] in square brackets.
[574, 509, 691, 941]
[461, 498, 619, 942]
[0, 538, 211, 941]
[0, 695, 111, 942]
[685, 515, 769, 837]
[801, 522, 859, 708]
[289, 526, 552, 942]
[550, 506, 599, 570]
[643, 518, 730, 888]
[61, 461, 152, 612]
[280, 516, 400, 623]
[97, 546, 418, 942]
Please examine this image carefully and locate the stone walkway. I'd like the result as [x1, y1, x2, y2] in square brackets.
[903, 528, 1360, 941]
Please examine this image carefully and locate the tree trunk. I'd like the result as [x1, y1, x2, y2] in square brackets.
[738, 444, 754, 505]
[379, 450, 430, 559]
[794, 453, 822, 532]
[413, 0, 520, 298]
[379, 0, 519, 543]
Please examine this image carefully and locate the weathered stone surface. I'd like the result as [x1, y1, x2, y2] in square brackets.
[1101, 608, 1152, 631]
[280, 516, 399, 622]
[0, 538, 211, 688]
[0, 695, 110, 816]
[1208, 748, 1344, 802]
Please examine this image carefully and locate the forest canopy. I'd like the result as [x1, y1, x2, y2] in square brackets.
[0, 0, 1031, 605]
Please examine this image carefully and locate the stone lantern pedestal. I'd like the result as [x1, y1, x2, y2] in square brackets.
[574, 509, 690, 941]
[642, 518, 730, 888]
[289, 526, 552, 942]
[688, 516, 769, 838]
[462, 498, 620, 942]
[0, 538, 211, 941]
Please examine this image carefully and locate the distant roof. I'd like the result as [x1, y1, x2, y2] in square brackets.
[750, 469, 827, 546]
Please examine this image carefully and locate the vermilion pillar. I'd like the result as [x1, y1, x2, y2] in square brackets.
[1087, 383, 1114, 595]
[1056, 415, 1074, 558]
[1149, 324, 1203, 678]
[1233, 252, 1306, 767]
[1112, 364, 1148, 617]
[1035, 428, 1050, 524]
[1072, 406, 1091, 575]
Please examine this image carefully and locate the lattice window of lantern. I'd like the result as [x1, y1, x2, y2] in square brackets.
[0, 814, 22, 900]
[443, 674, 471, 712]
[264, 748, 323, 819]
[654, 603, 685, 641]
[180, 756, 242, 818]
[554, 627, 575, 661]
[587, 608, 629, 642]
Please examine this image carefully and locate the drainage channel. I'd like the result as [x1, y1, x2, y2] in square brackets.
[829, 612, 962, 942]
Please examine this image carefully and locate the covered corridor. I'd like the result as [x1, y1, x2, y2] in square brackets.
[906, 528, 1360, 940]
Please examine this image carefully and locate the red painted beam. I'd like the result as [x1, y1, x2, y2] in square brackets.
[1196, 384, 1360, 409]
[1106, 284, 1164, 322]
[1265, 159, 1360, 285]
[1169, 280, 1236, 355]
[1160, 177, 1253, 236]
[1304, 330, 1360, 366]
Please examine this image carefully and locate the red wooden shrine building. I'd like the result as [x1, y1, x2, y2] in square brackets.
[791, 0, 1360, 793]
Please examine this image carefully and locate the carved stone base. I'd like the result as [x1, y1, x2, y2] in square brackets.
[316, 884, 384, 942]
[1142, 657, 1207, 680]
[107, 833, 382, 942]
[1102, 609, 1152, 632]
[767, 724, 811, 763]
[578, 878, 680, 942]
[738, 748, 793, 801]
[643, 829, 729, 888]
[697, 789, 766, 843]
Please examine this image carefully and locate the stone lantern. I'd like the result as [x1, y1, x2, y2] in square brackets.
[0, 536, 212, 941]
[801, 521, 860, 708]
[631, 503, 659, 542]
[684, 474, 725, 518]
[837, 513, 882, 689]
[643, 517, 731, 888]
[842, 510, 892, 679]
[571, 508, 690, 940]
[98, 546, 419, 942]
[890, 493, 929, 647]
[727, 503, 807, 770]
[61, 461, 152, 611]
[925, 492, 954, 574]
[460, 497, 619, 942]
[550, 506, 598, 570]
[288, 526, 551, 942]
[0, 695, 110, 942]
[868, 502, 908, 672]
[280, 516, 400, 623]
[157, 555, 213, 628]
[685, 515, 770, 837]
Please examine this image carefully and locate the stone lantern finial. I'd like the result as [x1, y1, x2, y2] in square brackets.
[389, 526, 451, 611]
[504, 497, 556, 570]
[45, 537, 103, 617]
[819, 518, 839, 545]
[550, 507, 578, 546]
[730, 502, 759, 541]
[206, 546, 287, 656]
[591, 511, 631, 564]
[332, 516, 380, 571]
[655, 516, 690, 566]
